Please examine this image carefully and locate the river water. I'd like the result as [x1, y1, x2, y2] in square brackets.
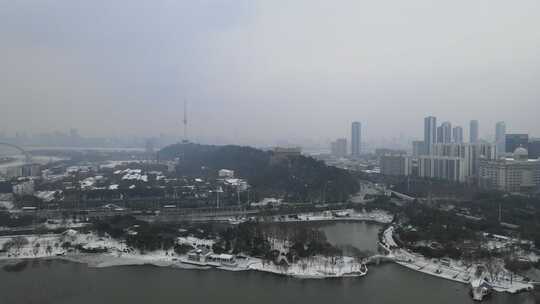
[0, 222, 537, 304]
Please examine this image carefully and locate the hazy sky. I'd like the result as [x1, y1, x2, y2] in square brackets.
[1, 0, 540, 146]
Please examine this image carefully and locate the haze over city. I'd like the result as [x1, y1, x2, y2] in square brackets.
[2, 0, 540, 147]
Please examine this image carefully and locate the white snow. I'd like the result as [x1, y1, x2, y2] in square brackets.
[381, 226, 534, 294]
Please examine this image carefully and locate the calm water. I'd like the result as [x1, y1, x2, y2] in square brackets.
[0, 260, 536, 304]
[318, 221, 381, 253]
[0, 222, 537, 304]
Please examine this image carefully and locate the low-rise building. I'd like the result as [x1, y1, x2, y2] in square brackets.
[218, 169, 235, 178]
[13, 180, 35, 196]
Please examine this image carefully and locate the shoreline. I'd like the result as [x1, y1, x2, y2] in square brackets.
[0, 252, 368, 279]
[379, 226, 534, 295]
[0, 212, 386, 280]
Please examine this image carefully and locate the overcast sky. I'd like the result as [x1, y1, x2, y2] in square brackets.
[1, 0, 539, 146]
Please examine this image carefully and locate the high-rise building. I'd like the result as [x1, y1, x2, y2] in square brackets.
[495, 122, 506, 158]
[506, 134, 529, 153]
[351, 122, 362, 157]
[440, 121, 452, 143]
[528, 138, 540, 159]
[437, 126, 443, 143]
[424, 116, 437, 155]
[418, 142, 496, 182]
[330, 138, 347, 157]
[470, 120, 479, 143]
[412, 140, 425, 156]
[452, 126, 463, 143]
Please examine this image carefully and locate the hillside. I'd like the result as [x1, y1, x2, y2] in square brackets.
[159, 143, 359, 203]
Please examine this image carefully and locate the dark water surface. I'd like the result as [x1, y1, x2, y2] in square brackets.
[318, 221, 381, 253]
[0, 260, 536, 304]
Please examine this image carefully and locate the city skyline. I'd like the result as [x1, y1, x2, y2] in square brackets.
[2, 1, 540, 303]
[1, 1, 540, 145]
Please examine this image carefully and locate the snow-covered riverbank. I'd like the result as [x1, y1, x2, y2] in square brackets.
[380, 226, 534, 295]
[0, 230, 367, 279]
[266, 209, 393, 225]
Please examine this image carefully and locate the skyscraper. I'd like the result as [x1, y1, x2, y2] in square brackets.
[469, 120, 479, 143]
[452, 126, 463, 143]
[424, 116, 437, 155]
[351, 122, 361, 157]
[441, 121, 452, 143]
[495, 122, 506, 158]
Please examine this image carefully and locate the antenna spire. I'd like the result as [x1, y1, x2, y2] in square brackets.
[182, 99, 188, 143]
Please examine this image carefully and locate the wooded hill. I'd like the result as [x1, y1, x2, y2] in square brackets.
[159, 143, 359, 203]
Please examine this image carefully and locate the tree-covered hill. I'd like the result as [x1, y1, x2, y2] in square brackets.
[159, 143, 359, 203]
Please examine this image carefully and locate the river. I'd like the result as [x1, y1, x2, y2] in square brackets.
[0, 222, 537, 304]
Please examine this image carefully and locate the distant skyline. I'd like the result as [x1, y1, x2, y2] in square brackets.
[2, 1, 540, 146]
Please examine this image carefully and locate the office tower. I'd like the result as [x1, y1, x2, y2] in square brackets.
[495, 122, 506, 158]
[506, 134, 529, 153]
[470, 120, 479, 143]
[441, 121, 452, 143]
[452, 126, 463, 143]
[437, 126, 443, 143]
[424, 116, 437, 155]
[351, 122, 361, 157]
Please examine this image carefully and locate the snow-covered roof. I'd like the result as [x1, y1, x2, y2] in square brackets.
[35, 190, 58, 202]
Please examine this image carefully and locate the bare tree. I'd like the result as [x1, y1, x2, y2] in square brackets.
[12, 236, 29, 254]
[33, 242, 40, 256]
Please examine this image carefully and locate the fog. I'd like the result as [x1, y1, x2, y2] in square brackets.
[1, 0, 539, 147]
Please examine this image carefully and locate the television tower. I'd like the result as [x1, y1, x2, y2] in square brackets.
[182, 100, 189, 143]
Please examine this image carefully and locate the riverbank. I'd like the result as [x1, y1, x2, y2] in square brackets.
[0, 229, 367, 279]
[265, 209, 393, 225]
[380, 226, 534, 295]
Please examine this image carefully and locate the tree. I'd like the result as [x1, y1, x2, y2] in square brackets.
[33, 242, 40, 256]
[61, 242, 71, 250]
[12, 236, 29, 253]
[174, 244, 193, 255]
[2, 239, 14, 252]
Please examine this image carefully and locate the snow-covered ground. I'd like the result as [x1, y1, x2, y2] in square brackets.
[0, 231, 367, 279]
[272, 209, 393, 225]
[380, 226, 534, 294]
[249, 255, 367, 278]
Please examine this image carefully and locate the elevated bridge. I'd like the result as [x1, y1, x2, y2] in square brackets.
[0, 142, 32, 163]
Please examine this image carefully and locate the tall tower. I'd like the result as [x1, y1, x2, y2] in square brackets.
[351, 122, 361, 158]
[424, 116, 437, 155]
[440, 121, 452, 143]
[470, 120, 479, 143]
[495, 121, 506, 158]
[182, 100, 189, 143]
[452, 126, 463, 143]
